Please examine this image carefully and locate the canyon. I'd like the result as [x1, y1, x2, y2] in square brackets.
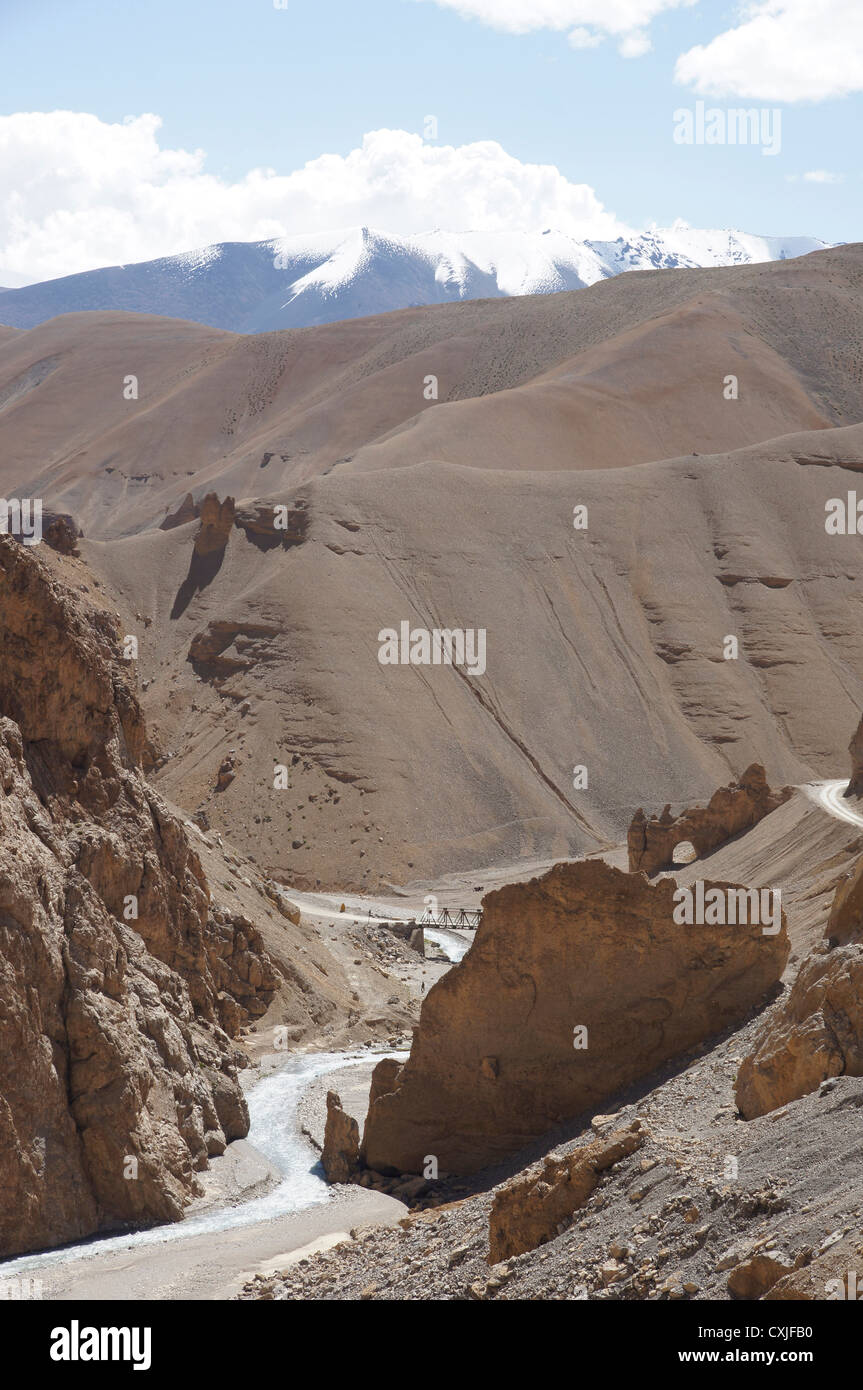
[2, 241, 863, 1302]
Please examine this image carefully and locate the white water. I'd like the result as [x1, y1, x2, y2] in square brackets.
[0, 1049, 403, 1280]
[424, 927, 471, 963]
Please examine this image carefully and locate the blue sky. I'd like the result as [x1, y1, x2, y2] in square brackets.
[0, 0, 858, 281]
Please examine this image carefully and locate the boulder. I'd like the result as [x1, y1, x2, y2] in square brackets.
[360, 859, 788, 1175]
[43, 512, 81, 556]
[366, 1056, 404, 1114]
[727, 1252, 796, 1300]
[488, 1122, 645, 1264]
[736, 855, 863, 1118]
[764, 1235, 862, 1301]
[321, 1091, 360, 1184]
[235, 501, 308, 551]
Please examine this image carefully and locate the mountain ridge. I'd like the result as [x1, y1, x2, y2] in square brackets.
[0, 225, 833, 335]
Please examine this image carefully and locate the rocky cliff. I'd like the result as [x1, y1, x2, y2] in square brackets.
[736, 848, 863, 1119]
[627, 765, 791, 877]
[0, 537, 279, 1258]
[845, 713, 863, 798]
[360, 859, 788, 1176]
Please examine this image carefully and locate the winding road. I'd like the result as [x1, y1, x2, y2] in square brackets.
[805, 779, 863, 829]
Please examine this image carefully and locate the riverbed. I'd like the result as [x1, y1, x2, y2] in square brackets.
[0, 1050, 406, 1301]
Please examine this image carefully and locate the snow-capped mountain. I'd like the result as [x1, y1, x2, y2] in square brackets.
[0, 227, 833, 334]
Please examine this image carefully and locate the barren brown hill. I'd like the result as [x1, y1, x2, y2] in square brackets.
[0, 243, 861, 539]
[2, 244, 862, 888]
[76, 418, 863, 889]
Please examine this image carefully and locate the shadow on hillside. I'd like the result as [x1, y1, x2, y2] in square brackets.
[170, 544, 227, 620]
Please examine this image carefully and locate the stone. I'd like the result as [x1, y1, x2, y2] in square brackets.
[321, 1091, 360, 1184]
[487, 1123, 645, 1263]
[194, 493, 235, 557]
[216, 756, 237, 792]
[764, 1236, 859, 1301]
[391, 1175, 429, 1202]
[727, 1252, 795, 1300]
[276, 895, 301, 925]
[736, 855, 863, 1118]
[43, 513, 81, 557]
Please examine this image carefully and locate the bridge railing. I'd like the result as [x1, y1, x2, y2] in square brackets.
[418, 907, 482, 930]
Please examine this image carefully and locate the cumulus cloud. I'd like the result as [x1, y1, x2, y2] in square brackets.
[675, 0, 863, 102]
[415, 0, 694, 51]
[0, 114, 624, 284]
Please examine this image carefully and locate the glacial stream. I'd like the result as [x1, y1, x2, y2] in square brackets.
[0, 1049, 403, 1281]
[424, 927, 471, 962]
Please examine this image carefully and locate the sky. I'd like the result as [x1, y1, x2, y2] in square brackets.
[0, 0, 859, 285]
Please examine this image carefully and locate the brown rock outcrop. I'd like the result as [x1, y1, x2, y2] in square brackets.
[187, 620, 281, 679]
[360, 859, 788, 1176]
[727, 1252, 797, 1300]
[845, 713, 863, 798]
[764, 1235, 863, 1301]
[321, 1091, 360, 1184]
[487, 1122, 645, 1264]
[735, 947, 863, 1119]
[194, 493, 236, 557]
[628, 764, 791, 877]
[43, 512, 81, 556]
[366, 1056, 404, 1115]
[0, 537, 278, 1258]
[736, 858, 863, 1119]
[235, 501, 308, 551]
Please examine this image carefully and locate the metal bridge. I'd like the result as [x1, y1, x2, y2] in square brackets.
[418, 907, 482, 930]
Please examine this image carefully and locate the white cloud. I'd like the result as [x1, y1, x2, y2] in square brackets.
[415, 0, 694, 52]
[675, 0, 863, 102]
[568, 26, 603, 48]
[0, 114, 624, 284]
[619, 30, 652, 56]
[802, 169, 845, 183]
